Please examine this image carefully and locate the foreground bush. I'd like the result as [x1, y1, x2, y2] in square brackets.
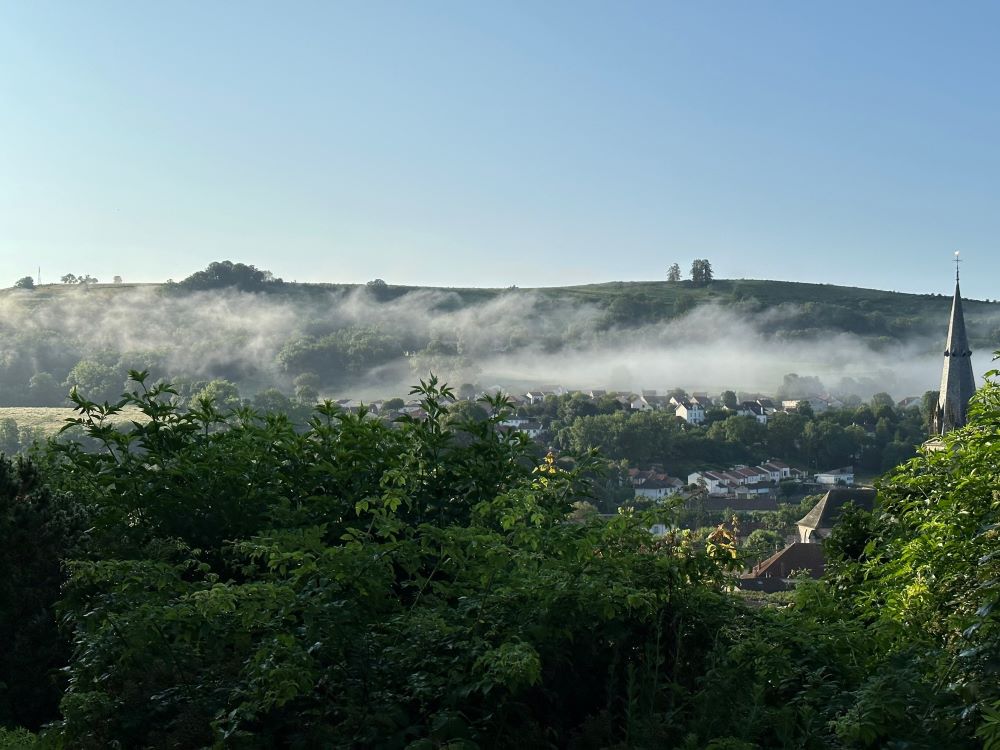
[4, 366, 997, 748]
[32, 374, 742, 748]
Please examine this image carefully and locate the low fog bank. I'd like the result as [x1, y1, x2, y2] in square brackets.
[1, 284, 996, 403]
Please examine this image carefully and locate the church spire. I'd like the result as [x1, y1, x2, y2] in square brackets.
[931, 252, 976, 434]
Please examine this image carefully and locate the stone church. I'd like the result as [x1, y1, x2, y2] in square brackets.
[930, 256, 976, 435]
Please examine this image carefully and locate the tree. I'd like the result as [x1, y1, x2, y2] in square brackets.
[113, 276, 123, 284]
[27, 372, 65, 406]
[14, 276, 35, 290]
[870, 392, 895, 411]
[690, 259, 714, 286]
[0, 456, 87, 730]
[60, 274, 77, 284]
[667, 263, 681, 282]
[178, 261, 282, 292]
[252, 388, 293, 414]
[824, 357, 1000, 744]
[742, 528, 784, 566]
[292, 372, 319, 404]
[64, 359, 123, 403]
[721, 390, 738, 410]
[192, 379, 242, 410]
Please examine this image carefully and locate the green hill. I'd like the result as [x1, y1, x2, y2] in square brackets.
[1, 277, 997, 408]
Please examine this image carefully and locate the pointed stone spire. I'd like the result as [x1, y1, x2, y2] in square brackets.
[931, 253, 976, 434]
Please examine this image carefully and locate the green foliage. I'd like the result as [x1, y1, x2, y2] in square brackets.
[0, 728, 38, 748]
[823, 354, 1000, 745]
[32, 372, 744, 747]
[177, 260, 283, 292]
[64, 358, 124, 404]
[278, 326, 403, 388]
[2, 360, 996, 747]
[0, 455, 87, 730]
[690, 258, 714, 286]
[14, 276, 35, 290]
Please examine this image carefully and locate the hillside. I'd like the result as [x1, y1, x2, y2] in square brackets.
[1, 277, 998, 407]
[9, 277, 998, 341]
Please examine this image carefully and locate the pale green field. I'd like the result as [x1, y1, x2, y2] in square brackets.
[0, 406, 149, 434]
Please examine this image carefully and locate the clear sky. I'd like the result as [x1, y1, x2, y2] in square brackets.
[1, 1, 998, 298]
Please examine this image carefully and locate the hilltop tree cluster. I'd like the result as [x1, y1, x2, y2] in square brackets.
[666, 259, 714, 285]
[59, 274, 98, 285]
[176, 260, 283, 292]
[690, 258, 713, 286]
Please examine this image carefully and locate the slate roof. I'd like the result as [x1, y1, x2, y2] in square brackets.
[797, 488, 876, 531]
[933, 276, 976, 434]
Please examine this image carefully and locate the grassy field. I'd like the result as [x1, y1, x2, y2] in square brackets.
[0, 406, 149, 435]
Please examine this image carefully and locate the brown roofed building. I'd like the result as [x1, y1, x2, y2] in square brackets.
[739, 543, 827, 593]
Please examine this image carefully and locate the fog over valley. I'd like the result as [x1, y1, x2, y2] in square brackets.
[2, 277, 997, 406]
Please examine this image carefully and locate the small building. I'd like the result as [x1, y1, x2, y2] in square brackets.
[675, 401, 705, 424]
[815, 466, 855, 486]
[739, 542, 827, 592]
[796, 487, 876, 543]
[687, 470, 730, 495]
[633, 477, 684, 501]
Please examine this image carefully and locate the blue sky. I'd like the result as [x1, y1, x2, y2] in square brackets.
[1, 1, 998, 298]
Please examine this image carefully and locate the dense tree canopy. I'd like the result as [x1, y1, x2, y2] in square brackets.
[177, 260, 283, 292]
[0, 362, 998, 747]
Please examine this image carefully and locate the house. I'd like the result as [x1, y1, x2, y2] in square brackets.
[739, 543, 827, 592]
[733, 466, 769, 484]
[738, 401, 768, 425]
[630, 395, 653, 411]
[500, 418, 543, 438]
[633, 477, 684, 501]
[756, 398, 777, 414]
[781, 397, 828, 414]
[815, 466, 855, 485]
[675, 401, 705, 424]
[524, 391, 546, 405]
[760, 461, 792, 481]
[797, 487, 876, 543]
[687, 470, 729, 495]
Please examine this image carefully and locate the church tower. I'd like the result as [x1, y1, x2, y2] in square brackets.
[931, 253, 976, 434]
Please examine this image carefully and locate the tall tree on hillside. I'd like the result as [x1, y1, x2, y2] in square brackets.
[667, 263, 681, 282]
[690, 259, 714, 286]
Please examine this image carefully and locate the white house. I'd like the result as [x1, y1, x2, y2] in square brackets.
[760, 461, 792, 482]
[633, 477, 683, 501]
[630, 395, 653, 411]
[815, 466, 855, 486]
[688, 470, 729, 495]
[675, 402, 705, 424]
